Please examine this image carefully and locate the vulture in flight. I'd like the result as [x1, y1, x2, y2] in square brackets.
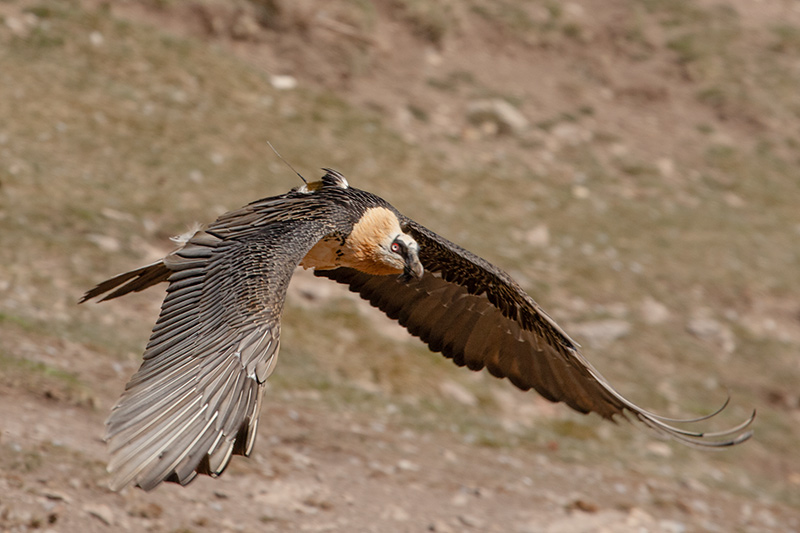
[81, 169, 754, 491]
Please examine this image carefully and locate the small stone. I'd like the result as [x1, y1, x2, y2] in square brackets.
[756, 509, 778, 528]
[89, 31, 104, 46]
[656, 157, 674, 177]
[571, 184, 590, 199]
[645, 441, 673, 458]
[428, 519, 453, 532]
[84, 504, 115, 526]
[128, 502, 163, 519]
[367, 460, 395, 476]
[724, 192, 745, 208]
[450, 492, 469, 507]
[524, 224, 550, 247]
[41, 490, 71, 503]
[640, 297, 670, 325]
[458, 514, 485, 528]
[189, 169, 204, 183]
[625, 507, 657, 527]
[552, 122, 591, 145]
[438, 380, 478, 407]
[466, 99, 529, 136]
[5, 16, 30, 37]
[425, 49, 443, 66]
[385, 505, 409, 522]
[100, 208, 135, 222]
[571, 319, 631, 347]
[567, 498, 599, 513]
[231, 13, 261, 40]
[442, 449, 458, 463]
[271, 75, 298, 90]
[397, 459, 419, 472]
[686, 316, 736, 354]
[87, 234, 121, 252]
[660, 519, 687, 533]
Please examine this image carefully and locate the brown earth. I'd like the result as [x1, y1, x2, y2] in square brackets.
[1, 1, 800, 532]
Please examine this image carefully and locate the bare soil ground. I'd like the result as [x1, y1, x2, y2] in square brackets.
[1, 1, 799, 531]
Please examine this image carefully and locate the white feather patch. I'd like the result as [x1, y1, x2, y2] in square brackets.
[170, 222, 204, 245]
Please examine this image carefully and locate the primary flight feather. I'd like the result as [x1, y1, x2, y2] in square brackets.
[81, 169, 754, 491]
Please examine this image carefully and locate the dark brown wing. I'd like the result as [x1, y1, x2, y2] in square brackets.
[316, 217, 754, 447]
[86, 215, 335, 491]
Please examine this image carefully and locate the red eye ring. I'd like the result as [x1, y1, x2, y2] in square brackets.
[391, 242, 401, 253]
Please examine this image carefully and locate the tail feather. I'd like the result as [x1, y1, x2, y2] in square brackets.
[80, 261, 171, 303]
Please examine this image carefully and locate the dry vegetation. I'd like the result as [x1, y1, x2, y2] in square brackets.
[1, 0, 799, 531]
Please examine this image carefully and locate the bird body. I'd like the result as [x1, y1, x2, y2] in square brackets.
[82, 169, 753, 492]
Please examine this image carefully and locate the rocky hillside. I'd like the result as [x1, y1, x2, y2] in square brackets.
[1, 0, 799, 531]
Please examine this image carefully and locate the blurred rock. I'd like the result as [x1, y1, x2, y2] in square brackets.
[231, 12, 261, 41]
[640, 297, 670, 325]
[428, 520, 454, 532]
[686, 315, 735, 355]
[4, 17, 26, 36]
[89, 31, 104, 47]
[450, 491, 469, 507]
[367, 460, 395, 476]
[84, 504, 115, 526]
[524, 224, 550, 247]
[656, 157, 674, 177]
[660, 519, 688, 533]
[571, 184, 590, 199]
[383, 505, 410, 521]
[438, 380, 478, 407]
[466, 99, 528, 136]
[397, 459, 419, 472]
[458, 514, 485, 528]
[542, 509, 626, 533]
[571, 319, 631, 347]
[763, 387, 800, 410]
[273, 446, 313, 469]
[271, 75, 298, 90]
[86, 234, 121, 252]
[41, 490, 71, 503]
[127, 501, 163, 519]
[645, 441, 673, 458]
[755, 509, 778, 528]
[551, 122, 592, 145]
[724, 191, 745, 208]
[4, 14, 38, 37]
[567, 499, 599, 513]
[100, 207, 135, 222]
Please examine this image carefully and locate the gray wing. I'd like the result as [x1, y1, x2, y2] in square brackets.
[87, 206, 334, 491]
[316, 217, 755, 447]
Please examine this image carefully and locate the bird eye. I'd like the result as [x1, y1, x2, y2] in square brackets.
[391, 242, 401, 254]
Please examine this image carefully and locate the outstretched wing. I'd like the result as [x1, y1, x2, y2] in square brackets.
[316, 217, 754, 447]
[87, 204, 335, 491]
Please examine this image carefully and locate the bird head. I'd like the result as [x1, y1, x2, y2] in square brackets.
[383, 233, 424, 280]
[345, 207, 424, 279]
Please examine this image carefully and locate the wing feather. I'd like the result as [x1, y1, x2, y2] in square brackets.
[315, 217, 754, 447]
[83, 195, 337, 490]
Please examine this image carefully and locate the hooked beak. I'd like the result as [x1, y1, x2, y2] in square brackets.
[401, 250, 424, 281]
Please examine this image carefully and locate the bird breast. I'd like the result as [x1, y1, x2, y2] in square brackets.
[299, 235, 345, 271]
[300, 206, 405, 276]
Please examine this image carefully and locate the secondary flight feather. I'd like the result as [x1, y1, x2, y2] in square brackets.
[81, 169, 754, 491]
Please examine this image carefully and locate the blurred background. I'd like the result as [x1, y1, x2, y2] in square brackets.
[1, 0, 799, 531]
